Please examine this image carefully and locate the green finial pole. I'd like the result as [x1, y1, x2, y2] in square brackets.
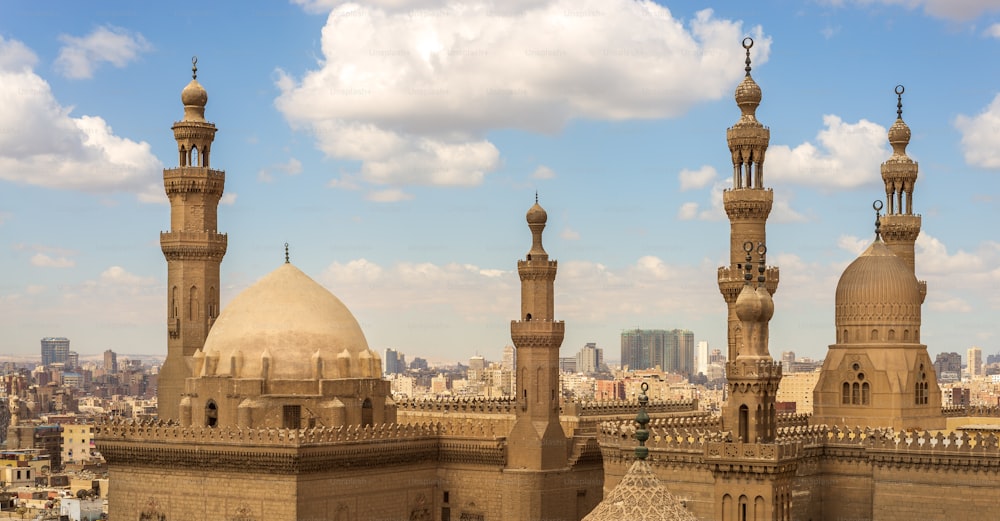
[635, 382, 650, 460]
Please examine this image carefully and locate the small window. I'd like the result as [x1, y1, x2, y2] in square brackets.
[283, 405, 301, 429]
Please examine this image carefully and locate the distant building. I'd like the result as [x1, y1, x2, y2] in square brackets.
[502, 344, 515, 371]
[696, 341, 709, 375]
[61, 424, 95, 465]
[575, 343, 603, 374]
[781, 351, 795, 372]
[776, 370, 821, 414]
[620, 329, 694, 374]
[40, 337, 70, 367]
[103, 350, 118, 374]
[934, 352, 962, 382]
[559, 357, 577, 373]
[409, 357, 428, 370]
[968, 346, 983, 378]
[383, 348, 406, 375]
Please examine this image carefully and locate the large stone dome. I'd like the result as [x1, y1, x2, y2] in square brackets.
[201, 262, 374, 379]
[835, 239, 921, 344]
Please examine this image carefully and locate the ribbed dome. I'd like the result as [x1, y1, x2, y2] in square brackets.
[887, 118, 911, 157]
[526, 202, 547, 225]
[735, 75, 762, 117]
[835, 239, 921, 342]
[201, 263, 374, 379]
[582, 460, 696, 521]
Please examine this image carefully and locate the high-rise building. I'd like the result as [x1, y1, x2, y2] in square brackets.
[104, 349, 118, 373]
[934, 352, 962, 381]
[620, 329, 694, 374]
[696, 341, 709, 375]
[66, 351, 79, 370]
[968, 346, 983, 378]
[575, 343, 602, 375]
[383, 348, 406, 375]
[502, 344, 515, 371]
[40, 337, 70, 367]
[157, 58, 228, 421]
[781, 351, 795, 372]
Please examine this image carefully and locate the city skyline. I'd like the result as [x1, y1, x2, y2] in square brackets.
[1, 1, 999, 363]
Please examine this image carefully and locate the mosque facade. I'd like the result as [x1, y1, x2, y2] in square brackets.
[97, 42, 1000, 521]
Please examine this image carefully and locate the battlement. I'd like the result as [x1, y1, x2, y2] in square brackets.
[397, 397, 516, 415]
[726, 359, 782, 379]
[160, 231, 228, 261]
[510, 319, 565, 348]
[570, 399, 698, 417]
[95, 417, 507, 448]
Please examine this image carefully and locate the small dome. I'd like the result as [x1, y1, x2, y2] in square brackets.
[888, 118, 911, 157]
[756, 285, 774, 323]
[835, 239, 921, 338]
[582, 460, 696, 521]
[526, 202, 547, 225]
[181, 79, 208, 108]
[735, 75, 762, 117]
[201, 263, 373, 380]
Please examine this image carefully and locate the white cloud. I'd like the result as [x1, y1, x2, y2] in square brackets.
[678, 180, 729, 221]
[0, 36, 163, 199]
[955, 93, 1000, 168]
[985, 23, 1000, 38]
[220, 193, 238, 206]
[532, 165, 556, 180]
[837, 234, 870, 256]
[257, 157, 303, 182]
[99, 266, 157, 287]
[679, 165, 717, 191]
[916, 232, 985, 275]
[677, 202, 699, 221]
[927, 296, 973, 313]
[561, 227, 580, 240]
[767, 115, 888, 189]
[30, 253, 75, 268]
[275, 2, 770, 194]
[367, 187, 414, 202]
[55, 25, 152, 79]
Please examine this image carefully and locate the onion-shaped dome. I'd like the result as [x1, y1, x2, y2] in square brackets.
[835, 239, 922, 343]
[887, 118, 911, 158]
[735, 284, 762, 323]
[735, 74, 762, 117]
[201, 263, 376, 379]
[526, 202, 547, 225]
[181, 79, 207, 108]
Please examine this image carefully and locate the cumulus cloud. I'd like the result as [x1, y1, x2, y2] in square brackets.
[767, 115, 888, 189]
[985, 23, 1000, 38]
[955, 94, 1000, 168]
[532, 165, 556, 180]
[678, 180, 728, 221]
[679, 165, 717, 191]
[367, 187, 414, 202]
[275, 2, 769, 195]
[561, 227, 580, 240]
[837, 234, 870, 256]
[0, 36, 163, 199]
[55, 25, 152, 79]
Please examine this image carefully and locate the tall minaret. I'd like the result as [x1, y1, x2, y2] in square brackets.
[718, 38, 779, 363]
[722, 243, 781, 443]
[507, 196, 567, 471]
[880, 86, 926, 301]
[158, 58, 227, 421]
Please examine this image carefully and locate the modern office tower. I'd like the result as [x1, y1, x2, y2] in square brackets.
[104, 349, 118, 373]
[781, 351, 796, 372]
[934, 352, 962, 381]
[697, 341, 709, 374]
[968, 346, 983, 378]
[40, 337, 70, 367]
[575, 343, 602, 374]
[384, 348, 406, 375]
[620, 329, 694, 373]
[66, 351, 79, 370]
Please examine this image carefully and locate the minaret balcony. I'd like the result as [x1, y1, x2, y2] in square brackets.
[160, 231, 228, 261]
[510, 319, 565, 349]
[164, 167, 225, 196]
[725, 359, 782, 380]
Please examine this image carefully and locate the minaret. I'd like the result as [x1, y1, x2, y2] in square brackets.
[722, 242, 781, 443]
[158, 57, 227, 421]
[718, 38, 779, 363]
[507, 195, 567, 470]
[880, 85, 926, 301]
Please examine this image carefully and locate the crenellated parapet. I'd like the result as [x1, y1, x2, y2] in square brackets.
[397, 397, 516, 415]
[726, 359, 782, 380]
[570, 399, 698, 417]
[163, 167, 226, 196]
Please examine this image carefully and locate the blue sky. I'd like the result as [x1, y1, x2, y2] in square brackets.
[1, 0, 999, 366]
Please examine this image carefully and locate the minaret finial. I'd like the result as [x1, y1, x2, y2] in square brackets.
[535, 190, 538, 204]
[192, 56, 198, 80]
[895, 84, 904, 119]
[873, 200, 884, 239]
[284, 242, 290, 264]
[742, 37, 753, 76]
[634, 382, 650, 460]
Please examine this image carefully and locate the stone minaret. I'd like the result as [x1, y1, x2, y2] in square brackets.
[507, 197, 567, 471]
[718, 38, 779, 363]
[158, 58, 227, 421]
[880, 86, 926, 301]
[722, 243, 781, 443]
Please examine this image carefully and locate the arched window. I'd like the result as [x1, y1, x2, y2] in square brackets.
[191, 146, 200, 167]
[888, 329, 896, 341]
[842, 382, 850, 404]
[870, 329, 879, 341]
[189, 286, 199, 320]
[361, 398, 373, 427]
[738, 405, 749, 442]
[852, 382, 860, 405]
[842, 329, 849, 343]
[903, 329, 910, 341]
[862, 382, 870, 405]
[205, 400, 218, 427]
